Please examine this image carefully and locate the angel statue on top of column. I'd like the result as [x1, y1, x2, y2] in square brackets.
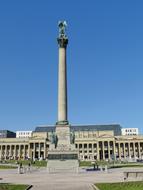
[58, 21, 67, 37]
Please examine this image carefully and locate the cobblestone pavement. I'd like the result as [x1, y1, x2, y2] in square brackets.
[0, 167, 143, 190]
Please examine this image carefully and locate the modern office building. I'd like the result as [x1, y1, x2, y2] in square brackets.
[16, 131, 32, 138]
[121, 128, 139, 136]
[0, 130, 16, 138]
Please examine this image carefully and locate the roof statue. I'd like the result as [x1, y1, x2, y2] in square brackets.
[58, 21, 67, 38]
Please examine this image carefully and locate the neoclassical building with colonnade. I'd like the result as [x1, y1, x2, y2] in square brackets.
[0, 124, 143, 162]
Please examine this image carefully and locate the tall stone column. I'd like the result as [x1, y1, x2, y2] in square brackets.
[47, 22, 79, 173]
[57, 21, 69, 125]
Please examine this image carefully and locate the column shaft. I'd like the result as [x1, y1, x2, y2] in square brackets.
[28, 144, 31, 159]
[133, 142, 136, 158]
[58, 47, 67, 122]
[108, 141, 110, 160]
[113, 141, 116, 160]
[123, 143, 126, 159]
[0, 146, 2, 160]
[119, 143, 121, 160]
[44, 143, 46, 159]
[138, 142, 141, 158]
[23, 145, 26, 159]
[14, 145, 16, 159]
[97, 142, 99, 160]
[38, 143, 41, 159]
[102, 141, 105, 160]
[128, 142, 131, 158]
[33, 143, 35, 159]
[5, 145, 7, 159]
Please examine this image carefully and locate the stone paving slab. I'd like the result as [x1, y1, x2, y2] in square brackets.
[0, 167, 143, 190]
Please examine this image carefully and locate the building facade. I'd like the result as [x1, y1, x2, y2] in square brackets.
[0, 125, 143, 161]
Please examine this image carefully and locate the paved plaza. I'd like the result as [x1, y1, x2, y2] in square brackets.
[1, 167, 143, 190]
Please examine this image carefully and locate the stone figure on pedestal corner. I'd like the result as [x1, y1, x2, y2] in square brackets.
[70, 131, 75, 144]
[50, 131, 58, 148]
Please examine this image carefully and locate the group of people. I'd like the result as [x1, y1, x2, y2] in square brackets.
[18, 162, 31, 174]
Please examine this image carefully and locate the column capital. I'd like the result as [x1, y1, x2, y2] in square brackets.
[56, 120, 69, 126]
[57, 37, 68, 48]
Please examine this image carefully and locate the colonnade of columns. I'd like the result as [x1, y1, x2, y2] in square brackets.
[0, 144, 29, 160]
[0, 142, 47, 160]
[76, 141, 143, 161]
[115, 142, 143, 160]
[29, 142, 47, 160]
[0, 140, 143, 161]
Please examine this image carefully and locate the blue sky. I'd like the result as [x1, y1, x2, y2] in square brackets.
[0, 0, 143, 133]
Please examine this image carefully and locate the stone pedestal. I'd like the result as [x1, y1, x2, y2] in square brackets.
[48, 158, 79, 173]
[47, 125, 79, 173]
